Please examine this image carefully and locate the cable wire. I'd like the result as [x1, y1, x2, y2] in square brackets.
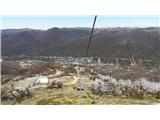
[84, 15, 97, 62]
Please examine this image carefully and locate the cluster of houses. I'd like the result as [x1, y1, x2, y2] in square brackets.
[52, 57, 95, 65]
[2, 55, 160, 67]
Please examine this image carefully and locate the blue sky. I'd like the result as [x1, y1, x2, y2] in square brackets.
[1, 15, 159, 30]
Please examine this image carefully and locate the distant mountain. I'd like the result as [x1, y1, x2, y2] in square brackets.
[2, 29, 44, 56]
[1, 27, 160, 59]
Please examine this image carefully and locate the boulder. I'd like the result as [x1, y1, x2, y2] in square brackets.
[47, 80, 63, 89]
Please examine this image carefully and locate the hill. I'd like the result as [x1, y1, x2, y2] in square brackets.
[2, 27, 160, 59]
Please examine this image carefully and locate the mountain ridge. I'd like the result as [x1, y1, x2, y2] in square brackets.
[2, 27, 160, 59]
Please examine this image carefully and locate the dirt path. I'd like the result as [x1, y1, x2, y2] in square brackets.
[65, 76, 78, 85]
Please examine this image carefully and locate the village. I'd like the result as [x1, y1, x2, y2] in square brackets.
[1, 56, 160, 104]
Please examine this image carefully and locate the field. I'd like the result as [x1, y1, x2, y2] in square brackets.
[1, 60, 160, 105]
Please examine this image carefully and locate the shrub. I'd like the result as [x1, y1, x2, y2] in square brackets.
[130, 88, 144, 99]
[155, 91, 160, 99]
[57, 81, 63, 88]
[47, 80, 63, 89]
[90, 75, 160, 99]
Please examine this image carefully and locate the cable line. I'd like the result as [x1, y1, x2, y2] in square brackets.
[84, 15, 97, 62]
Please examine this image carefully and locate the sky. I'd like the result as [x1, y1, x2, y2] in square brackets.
[1, 15, 160, 30]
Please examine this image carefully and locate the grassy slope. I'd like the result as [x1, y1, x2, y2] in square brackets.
[1, 76, 160, 105]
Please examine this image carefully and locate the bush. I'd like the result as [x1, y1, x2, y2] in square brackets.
[47, 80, 63, 89]
[57, 81, 63, 88]
[130, 88, 144, 99]
[155, 91, 160, 99]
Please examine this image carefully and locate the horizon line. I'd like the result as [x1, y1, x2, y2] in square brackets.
[1, 26, 160, 31]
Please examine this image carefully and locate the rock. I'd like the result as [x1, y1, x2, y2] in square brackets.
[11, 90, 21, 99]
[13, 86, 32, 99]
[47, 80, 63, 89]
